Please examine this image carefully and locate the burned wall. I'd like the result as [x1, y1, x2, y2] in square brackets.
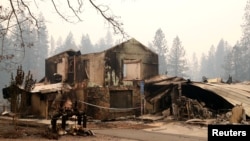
[85, 87, 110, 120]
[79, 53, 105, 86]
[85, 86, 141, 120]
[45, 53, 69, 83]
[45, 50, 81, 84]
[31, 93, 47, 118]
[104, 39, 158, 87]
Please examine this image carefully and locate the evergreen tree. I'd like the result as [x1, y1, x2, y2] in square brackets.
[95, 30, 114, 52]
[54, 36, 63, 55]
[1, 0, 124, 52]
[49, 36, 56, 57]
[9, 12, 36, 75]
[206, 45, 216, 78]
[35, 14, 49, 80]
[151, 28, 168, 74]
[54, 32, 78, 54]
[0, 24, 12, 101]
[189, 53, 199, 81]
[9, 13, 49, 81]
[0, 24, 15, 71]
[222, 47, 233, 79]
[105, 30, 114, 48]
[241, 0, 250, 46]
[79, 34, 94, 54]
[168, 36, 188, 77]
[64, 32, 78, 51]
[240, 0, 250, 80]
[214, 39, 226, 77]
[231, 43, 245, 80]
[95, 38, 107, 52]
[199, 53, 209, 81]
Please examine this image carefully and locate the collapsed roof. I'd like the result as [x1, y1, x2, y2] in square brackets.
[144, 75, 250, 117]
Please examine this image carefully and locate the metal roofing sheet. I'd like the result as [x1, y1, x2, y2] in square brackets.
[30, 83, 72, 93]
[192, 82, 250, 117]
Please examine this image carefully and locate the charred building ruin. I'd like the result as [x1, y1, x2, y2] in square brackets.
[28, 38, 158, 119]
[3, 38, 250, 122]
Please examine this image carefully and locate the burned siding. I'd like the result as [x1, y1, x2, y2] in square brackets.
[67, 56, 75, 84]
[45, 39, 157, 87]
[109, 85, 142, 119]
[45, 50, 81, 84]
[85, 86, 141, 120]
[45, 54, 68, 83]
[104, 38, 158, 86]
[74, 56, 89, 83]
[31, 93, 44, 117]
[79, 38, 158, 120]
[104, 51, 120, 86]
[110, 90, 133, 108]
[45, 59, 57, 83]
[85, 87, 110, 119]
[80, 52, 106, 86]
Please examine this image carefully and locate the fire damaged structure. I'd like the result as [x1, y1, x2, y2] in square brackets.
[3, 38, 249, 123]
[144, 75, 250, 122]
[22, 38, 158, 120]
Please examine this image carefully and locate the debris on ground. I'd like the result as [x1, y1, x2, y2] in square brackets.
[229, 104, 246, 124]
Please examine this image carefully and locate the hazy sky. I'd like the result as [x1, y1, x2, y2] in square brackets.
[38, 0, 247, 58]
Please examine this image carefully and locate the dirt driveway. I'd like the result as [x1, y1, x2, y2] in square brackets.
[0, 115, 211, 141]
[0, 116, 154, 141]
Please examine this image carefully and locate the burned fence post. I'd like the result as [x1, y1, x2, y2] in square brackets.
[140, 80, 145, 115]
[171, 85, 180, 120]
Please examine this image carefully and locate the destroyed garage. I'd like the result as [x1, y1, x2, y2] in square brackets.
[143, 75, 250, 123]
[2, 38, 250, 124]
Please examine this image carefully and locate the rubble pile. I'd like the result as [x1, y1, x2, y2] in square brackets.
[175, 96, 213, 120]
[45, 123, 94, 139]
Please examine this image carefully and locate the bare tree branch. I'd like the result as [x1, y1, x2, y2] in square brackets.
[88, 0, 126, 36]
[33, 0, 38, 8]
[1, 11, 13, 58]
[1, 18, 29, 32]
[51, 0, 77, 23]
[6, 11, 13, 32]
[77, 0, 83, 12]
[67, 0, 82, 21]
[9, 0, 24, 47]
[20, 0, 38, 27]
[0, 0, 127, 68]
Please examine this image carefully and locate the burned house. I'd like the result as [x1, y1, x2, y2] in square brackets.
[29, 38, 158, 119]
[3, 38, 250, 123]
